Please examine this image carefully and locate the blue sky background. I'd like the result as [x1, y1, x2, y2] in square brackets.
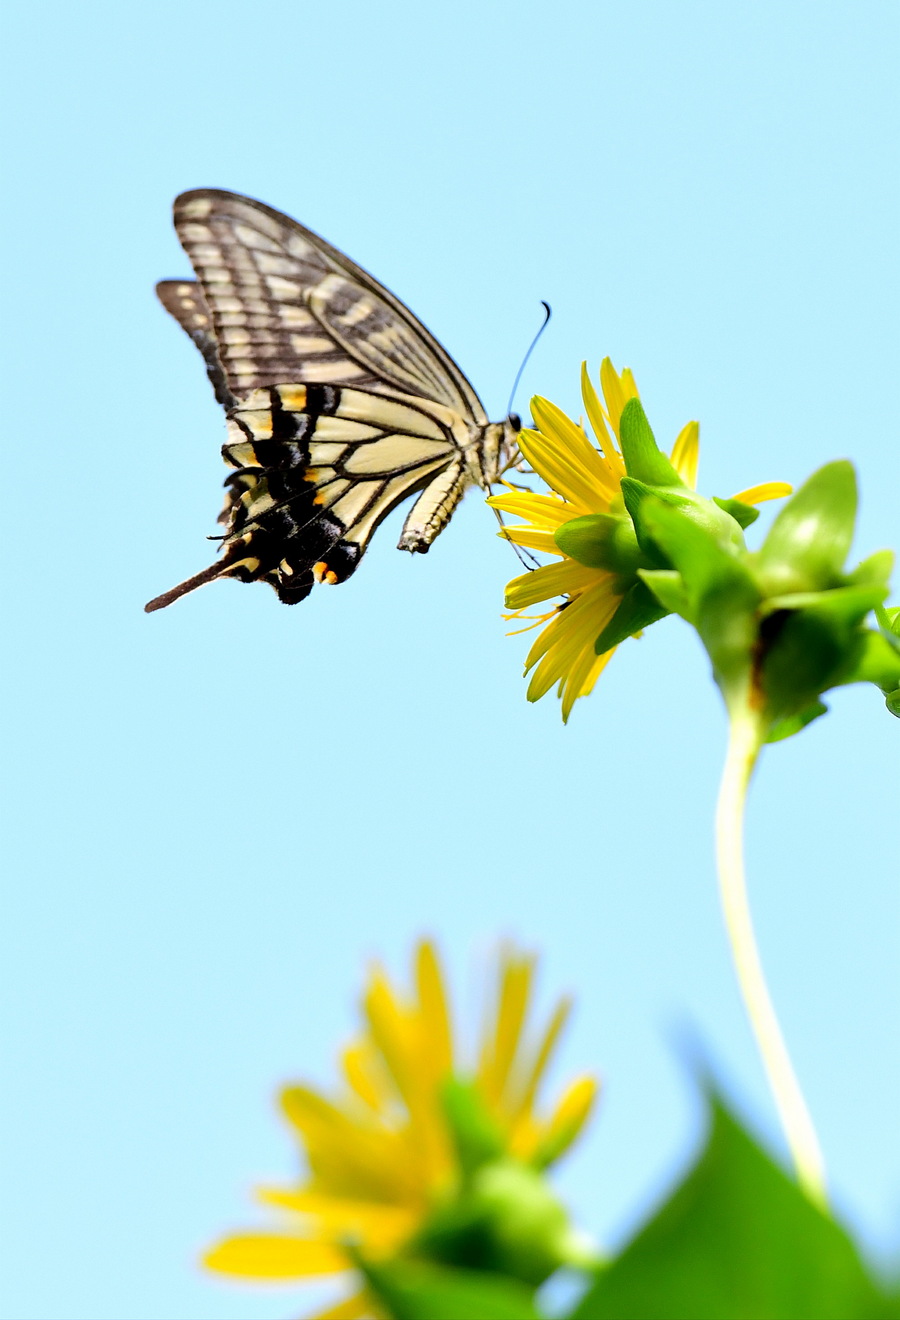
[2, 2, 898, 1317]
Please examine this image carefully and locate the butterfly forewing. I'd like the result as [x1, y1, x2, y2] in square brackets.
[171, 190, 487, 420]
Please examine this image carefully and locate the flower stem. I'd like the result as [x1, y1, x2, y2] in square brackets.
[715, 702, 828, 1208]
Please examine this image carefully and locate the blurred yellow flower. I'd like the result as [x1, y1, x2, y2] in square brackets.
[205, 940, 598, 1319]
[489, 360, 791, 721]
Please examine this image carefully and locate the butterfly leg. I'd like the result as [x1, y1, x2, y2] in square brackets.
[397, 459, 470, 553]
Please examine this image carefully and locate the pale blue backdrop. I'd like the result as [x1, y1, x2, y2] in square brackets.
[2, 2, 898, 1317]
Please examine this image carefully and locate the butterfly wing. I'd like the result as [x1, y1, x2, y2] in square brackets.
[169, 189, 488, 422]
[147, 190, 499, 612]
[156, 279, 236, 409]
[144, 381, 465, 611]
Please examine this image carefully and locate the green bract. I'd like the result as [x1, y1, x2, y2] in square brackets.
[408, 1079, 594, 1287]
[634, 460, 900, 738]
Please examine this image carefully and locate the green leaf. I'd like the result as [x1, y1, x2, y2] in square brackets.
[568, 1097, 891, 1320]
[618, 398, 683, 486]
[756, 460, 857, 594]
[713, 495, 760, 529]
[765, 701, 829, 743]
[555, 513, 645, 576]
[593, 580, 671, 654]
[361, 1259, 544, 1320]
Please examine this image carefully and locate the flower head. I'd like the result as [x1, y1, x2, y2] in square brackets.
[205, 940, 598, 1318]
[490, 360, 790, 721]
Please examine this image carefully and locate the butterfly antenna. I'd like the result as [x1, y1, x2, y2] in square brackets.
[506, 301, 551, 418]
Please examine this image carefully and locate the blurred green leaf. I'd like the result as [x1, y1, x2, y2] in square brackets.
[568, 1097, 891, 1320]
[618, 398, 683, 486]
[755, 461, 857, 595]
[361, 1258, 544, 1319]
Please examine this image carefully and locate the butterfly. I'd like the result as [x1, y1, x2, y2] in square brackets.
[146, 189, 521, 611]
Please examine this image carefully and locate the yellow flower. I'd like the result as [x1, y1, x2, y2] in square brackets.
[205, 940, 598, 1319]
[489, 359, 791, 722]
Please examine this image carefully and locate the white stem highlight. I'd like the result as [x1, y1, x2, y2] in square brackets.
[715, 705, 827, 1208]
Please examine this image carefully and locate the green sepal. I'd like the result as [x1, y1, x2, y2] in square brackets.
[554, 512, 645, 577]
[847, 548, 894, 587]
[618, 397, 683, 486]
[835, 629, 900, 694]
[567, 1092, 894, 1320]
[441, 1078, 506, 1178]
[886, 688, 900, 717]
[758, 586, 887, 720]
[593, 580, 671, 655]
[639, 569, 692, 619]
[712, 495, 759, 529]
[622, 479, 747, 567]
[358, 1257, 545, 1320]
[414, 1158, 590, 1287]
[885, 605, 900, 637]
[765, 701, 829, 744]
[638, 498, 761, 691]
[755, 460, 857, 595]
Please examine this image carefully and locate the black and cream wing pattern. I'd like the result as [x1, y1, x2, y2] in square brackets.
[146, 190, 520, 611]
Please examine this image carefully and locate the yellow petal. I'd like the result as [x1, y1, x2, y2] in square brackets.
[525, 404, 621, 504]
[522, 578, 618, 671]
[255, 1189, 416, 1249]
[560, 646, 616, 723]
[478, 949, 534, 1105]
[280, 1086, 416, 1203]
[509, 997, 571, 1122]
[599, 358, 639, 438]
[669, 420, 700, 488]
[500, 526, 562, 554]
[580, 363, 623, 467]
[486, 490, 573, 527]
[534, 1074, 600, 1165]
[505, 560, 604, 611]
[308, 1290, 375, 1320]
[731, 481, 793, 504]
[415, 940, 453, 1079]
[204, 1233, 347, 1279]
[342, 1041, 385, 1110]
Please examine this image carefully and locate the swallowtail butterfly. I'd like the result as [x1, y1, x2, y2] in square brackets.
[146, 190, 521, 611]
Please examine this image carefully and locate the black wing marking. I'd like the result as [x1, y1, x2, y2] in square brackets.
[169, 189, 487, 421]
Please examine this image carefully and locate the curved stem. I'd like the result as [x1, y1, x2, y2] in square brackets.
[716, 703, 828, 1208]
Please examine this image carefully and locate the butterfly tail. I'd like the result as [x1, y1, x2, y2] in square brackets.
[144, 559, 235, 612]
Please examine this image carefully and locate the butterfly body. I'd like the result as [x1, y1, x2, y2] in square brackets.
[147, 190, 518, 612]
